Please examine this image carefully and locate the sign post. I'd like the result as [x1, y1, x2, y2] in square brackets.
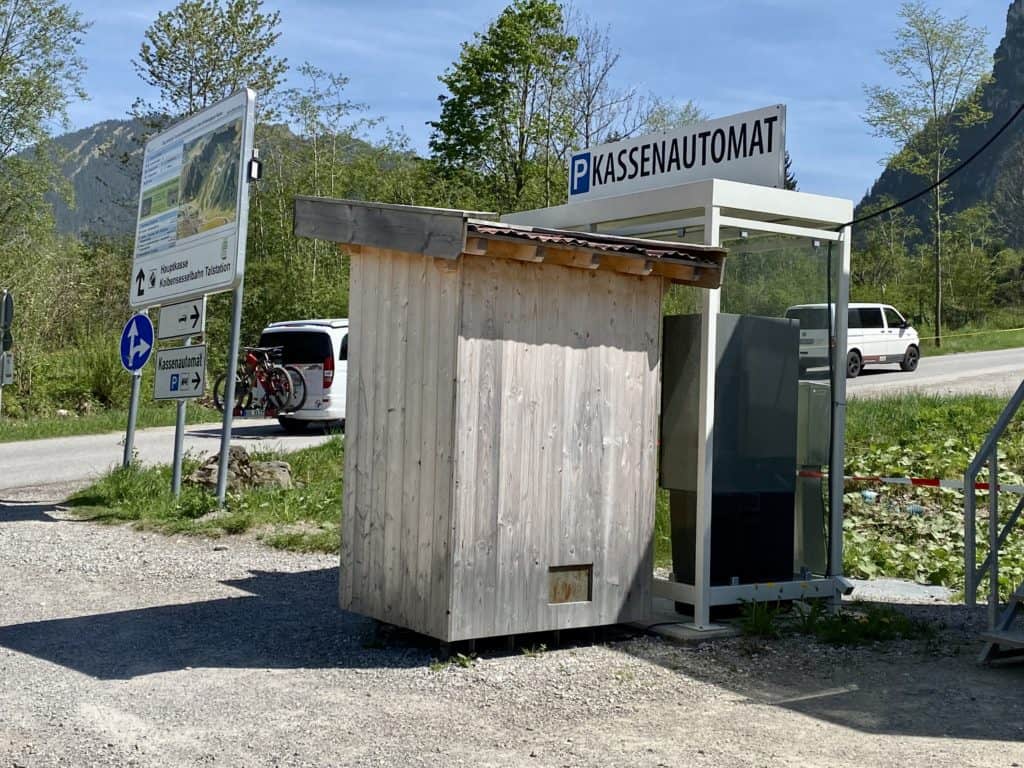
[155, 299, 207, 496]
[0, 289, 11, 417]
[119, 314, 155, 467]
[129, 89, 256, 504]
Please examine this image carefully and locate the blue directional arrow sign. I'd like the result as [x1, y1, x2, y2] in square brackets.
[120, 314, 155, 372]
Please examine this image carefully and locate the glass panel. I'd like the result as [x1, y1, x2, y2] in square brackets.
[857, 307, 884, 329]
[258, 330, 333, 364]
[884, 307, 904, 328]
[715, 231, 837, 577]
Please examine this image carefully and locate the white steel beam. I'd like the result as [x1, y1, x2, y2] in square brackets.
[829, 227, 852, 581]
[688, 205, 721, 631]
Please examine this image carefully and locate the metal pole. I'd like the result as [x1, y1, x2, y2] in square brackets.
[123, 369, 142, 468]
[828, 227, 852, 580]
[171, 337, 192, 496]
[989, 449, 999, 629]
[215, 280, 245, 506]
[688, 204, 721, 631]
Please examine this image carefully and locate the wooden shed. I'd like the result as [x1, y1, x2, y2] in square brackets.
[294, 197, 727, 642]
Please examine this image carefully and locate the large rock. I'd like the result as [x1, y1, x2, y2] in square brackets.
[187, 446, 292, 492]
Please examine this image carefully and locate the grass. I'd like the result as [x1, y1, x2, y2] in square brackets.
[0, 402, 221, 443]
[653, 393, 1024, 599]
[918, 325, 1024, 357]
[66, 437, 344, 552]
[61, 388, 1024, 598]
[738, 599, 934, 645]
[844, 393, 1024, 598]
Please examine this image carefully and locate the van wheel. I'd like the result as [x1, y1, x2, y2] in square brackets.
[846, 350, 863, 379]
[900, 345, 920, 372]
[277, 416, 308, 434]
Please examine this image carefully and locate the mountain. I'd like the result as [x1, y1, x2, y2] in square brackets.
[45, 118, 383, 240]
[857, 0, 1024, 243]
[46, 119, 144, 238]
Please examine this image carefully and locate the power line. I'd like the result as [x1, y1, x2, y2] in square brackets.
[843, 101, 1024, 230]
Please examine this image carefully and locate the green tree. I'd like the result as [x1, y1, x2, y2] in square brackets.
[642, 99, 707, 134]
[564, 10, 660, 147]
[132, 0, 287, 122]
[0, 0, 88, 244]
[863, 1, 991, 347]
[852, 196, 920, 301]
[429, 0, 577, 212]
[943, 204, 1006, 326]
[992, 136, 1024, 248]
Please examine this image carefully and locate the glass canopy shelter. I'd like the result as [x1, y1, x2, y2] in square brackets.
[503, 178, 854, 629]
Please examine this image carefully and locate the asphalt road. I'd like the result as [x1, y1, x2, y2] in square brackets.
[814, 347, 1024, 398]
[0, 418, 334, 494]
[1, 347, 1020, 493]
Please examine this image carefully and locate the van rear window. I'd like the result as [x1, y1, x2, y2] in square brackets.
[784, 308, 828, 329]
[258, 331, 332, 364]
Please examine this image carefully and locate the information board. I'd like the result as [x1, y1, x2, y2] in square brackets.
[130, 89, 256, 309]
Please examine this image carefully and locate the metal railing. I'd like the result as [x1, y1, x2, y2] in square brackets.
[964, 379, 1024, 628]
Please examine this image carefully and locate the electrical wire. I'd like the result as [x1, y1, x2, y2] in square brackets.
[841, 101, 1024, 231]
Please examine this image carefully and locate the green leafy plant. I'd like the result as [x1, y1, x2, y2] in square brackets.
[808, 603, 932, 646]
[738, 600, 783, 639]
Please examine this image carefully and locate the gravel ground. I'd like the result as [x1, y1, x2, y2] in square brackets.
[2, 483, 1024, 768]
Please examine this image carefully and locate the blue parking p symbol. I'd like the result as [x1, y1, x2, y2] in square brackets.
[170, 374, 179, 392]
[570, 152, 591, 196]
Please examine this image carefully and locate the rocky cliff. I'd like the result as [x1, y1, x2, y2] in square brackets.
[858, 1, 1024, 242]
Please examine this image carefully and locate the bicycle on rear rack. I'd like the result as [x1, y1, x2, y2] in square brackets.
[213, 346, 307, 416]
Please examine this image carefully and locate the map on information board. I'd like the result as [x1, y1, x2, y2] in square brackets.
[130, 89, 256, 309]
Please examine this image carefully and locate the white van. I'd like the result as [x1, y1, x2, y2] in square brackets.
[258, 318, 348, 432]
[784, 303, 920, 378]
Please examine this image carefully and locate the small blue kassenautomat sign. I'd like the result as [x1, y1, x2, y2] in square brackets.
[119, 314, 155, 372]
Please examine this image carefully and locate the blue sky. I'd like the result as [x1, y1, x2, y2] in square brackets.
[67, 0, 1011, 204]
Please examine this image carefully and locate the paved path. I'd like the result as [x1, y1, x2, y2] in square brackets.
[0, 419, 334, 493]
[818, 347, 1024, 398]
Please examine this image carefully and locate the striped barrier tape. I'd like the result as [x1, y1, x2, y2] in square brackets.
[796, 469, 1024, 495]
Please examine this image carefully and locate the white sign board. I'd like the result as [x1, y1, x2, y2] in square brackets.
[154, 345, 207, 400]
[568, 105, 786, 203]
[0, 351, 12, 386]
[157, 297, 207, 341]
[130, 89, 256, 309]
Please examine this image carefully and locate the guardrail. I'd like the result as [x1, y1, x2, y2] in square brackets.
[964, 378, 1024, 628]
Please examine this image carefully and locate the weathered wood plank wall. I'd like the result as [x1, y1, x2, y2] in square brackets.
[448, 257, 663, 641]
[340, 248, 461, 639]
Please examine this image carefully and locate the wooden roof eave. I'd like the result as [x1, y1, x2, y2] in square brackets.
[294, 196, 725, 289]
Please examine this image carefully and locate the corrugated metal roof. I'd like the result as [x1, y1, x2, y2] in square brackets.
[467, 220, 725, 266]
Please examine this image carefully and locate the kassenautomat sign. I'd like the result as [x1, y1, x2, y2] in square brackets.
[568, 105, 786, 202]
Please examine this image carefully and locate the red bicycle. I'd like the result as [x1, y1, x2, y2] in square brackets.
[213, 346, 307, 415]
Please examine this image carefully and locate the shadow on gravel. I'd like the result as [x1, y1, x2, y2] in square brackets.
[0, 500, 62, 523]
[619, 599, 1024, 743]
[0, 568, 431, 679]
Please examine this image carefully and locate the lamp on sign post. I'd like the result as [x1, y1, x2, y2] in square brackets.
[0, 289, 11, 330]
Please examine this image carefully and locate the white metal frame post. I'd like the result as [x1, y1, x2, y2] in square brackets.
[690, 205, 721, 629]
[829, 227, 853, 583]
